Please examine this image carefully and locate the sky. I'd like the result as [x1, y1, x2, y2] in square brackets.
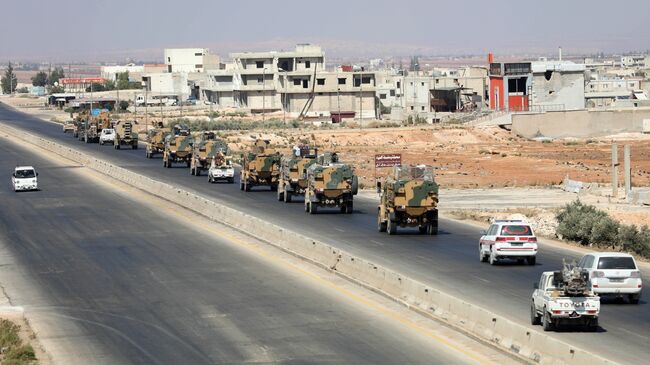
[2, 0, 650, 62]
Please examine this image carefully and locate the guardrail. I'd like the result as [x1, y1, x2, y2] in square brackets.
[0, 123, 617, 365]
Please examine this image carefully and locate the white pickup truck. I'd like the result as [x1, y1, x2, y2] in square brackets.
[531, 271, 600, 331]
[208, 162, 235, 183]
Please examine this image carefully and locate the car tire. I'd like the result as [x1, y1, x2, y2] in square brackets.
[489, 252, 497, 265]
[530, 303, 541, 325]
[479, 246, 488, 262]
[309, 202, 317, 214]
[427, 222, 438, 235]
[629, 294, 640, 304]
[542, 309, 554, 332]
[527, 257, 536, 266]
[346, 202, 353, 214]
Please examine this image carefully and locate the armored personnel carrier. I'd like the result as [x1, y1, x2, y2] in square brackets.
[239, 139, 280, 191]
[190, 132, 230, 176]
[304, 153, 358, 214]
[377, 164, 439, 235]
[113, 120, 139, 150]
[162, 125, 193, 168]
[277, 145, 318, 203]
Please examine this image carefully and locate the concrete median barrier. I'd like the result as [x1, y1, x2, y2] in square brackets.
[0, 123, 616, 365]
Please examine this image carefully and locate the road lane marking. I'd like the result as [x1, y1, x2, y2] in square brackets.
[334, 227, 345, 233]
[617, 327, 650, 341]
[370, 240, 384, 246]
[471, 275, 490, 284]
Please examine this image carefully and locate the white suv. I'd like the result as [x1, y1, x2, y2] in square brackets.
[12, 166, 38, 192]
[577, 252, 642, 304]
[479, 220, 538, 265]
[99, 128, 115, 145]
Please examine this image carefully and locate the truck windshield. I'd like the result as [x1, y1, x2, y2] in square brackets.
[597, 257, 636, 270]
[395, 164, 434, 181]
[500, 225, 532, 236]
[15, 169, 35, 178]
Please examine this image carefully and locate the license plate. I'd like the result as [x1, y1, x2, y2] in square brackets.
[609, 278, 624, 283]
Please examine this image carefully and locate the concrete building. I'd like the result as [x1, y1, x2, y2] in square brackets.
[164, 48, 220, 73]
[489, 60, 585, 112]
[585, 77, 642, 108]
[204, 44, 377, 119]
[621, 55, 649, 68]
[100, 63, 144, 82]
[141, 72, 191, 99]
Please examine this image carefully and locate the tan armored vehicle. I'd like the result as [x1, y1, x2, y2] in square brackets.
[304, 153, 358, 214]
[162, 124, 193, 168]
[145, 122, 172, 158]
[277, 145, 318, 203]
[377, 164, 439, 235]
[190, 132, 229, 176]
[113, 120, 139, 150]
[239, 139, 281, 192]
[62, 120, 75, 133]
[80, 110, 110, 143]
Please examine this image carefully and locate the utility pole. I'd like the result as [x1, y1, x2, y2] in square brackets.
[160, 92, 164, 126]
[144, 86, 148, 132]
[624, 144, 631, 198]
[116, 74, 120, 115]
[90, 82, 94, 122]
[612, 144, 619, 198]
[358, 71, 363, 128]
[336, 69, 341, 123]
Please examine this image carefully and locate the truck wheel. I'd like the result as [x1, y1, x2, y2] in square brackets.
[419, 226, 427, 234]
[116, 144, 121, 150]
[527, 257, 536, 266]
[587, 318, 599, 332]
[429, 219, 439, 235]
[195, 168, 201, 176]
[309, 202, 317, 214]
[100, 140, 104, 145]
[629, 294, 640, 304]
[186, 161, 191, 168]
[489, 252, 497, 265]
[530, 303, 541, 325]
[277, 189, 284, 201]
[132, 144, 138, 150]
[244, 182, 251, 192]
[240, 181, 244, 190]
[387, 219, 397, 235]
[146, 151, 151, 158]
[542, 310, 554, 332]
[340, 205, 347, 213]
[345, 202, 353, 214]
[284, 189, 291, 203]
[270, 184, 278, 192]
[378, 212, 387, 232]
[228, 178, 234, 184]
[304, 203, 309, 212]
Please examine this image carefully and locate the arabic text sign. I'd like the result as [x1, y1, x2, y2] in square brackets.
[375, 154, 401, 168]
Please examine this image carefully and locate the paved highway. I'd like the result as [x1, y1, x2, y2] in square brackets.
[0, 132, 493, 364]
[0, 103, 647, 364]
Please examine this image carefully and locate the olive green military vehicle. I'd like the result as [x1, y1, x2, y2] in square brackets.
[239, 139, 281, 192]
[304, 153, 358, 214]
[113, 120, 139, 150]
[377, 164, 439, 235]
[145, 122, 172, 158]
[162, 125, 193, 168]
[277, 145, 318, 203]
[190, 132, 230, 176]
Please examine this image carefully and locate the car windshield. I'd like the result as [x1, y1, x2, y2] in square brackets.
[597, 257, 636, 270]
[104, 130, 114, 134]
[15, 169, 35, 178]
[500, 225, 532, 236]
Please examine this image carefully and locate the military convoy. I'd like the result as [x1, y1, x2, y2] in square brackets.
[80, 111, 110, 143]
[240, 139, 281, 192]
[377, 165, 439, 235]
[277, 145, 318, 203]
[190, 132, 229, 176]
[113, 120, 139, 150]
[163, 125, 194, 168]
[304, 153, 358, 214]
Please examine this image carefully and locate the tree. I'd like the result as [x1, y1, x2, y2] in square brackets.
[48, 67, 65, 86]
[31, 71, 48, 87]
[1, 62, 18, 94]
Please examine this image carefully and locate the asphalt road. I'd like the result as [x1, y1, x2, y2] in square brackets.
[0, 103, 647, 364]
[0, 132, 486, 364]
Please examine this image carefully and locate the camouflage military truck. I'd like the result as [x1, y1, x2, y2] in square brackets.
[113, 120, 139, 150]
[162, 125, 193, 168]
[277, 145, 318, 203]
[145, 122, 173, 158]
[304, 153, 358, 214]
[62, 120, 75, 133]
[190, 132, 230, 176]
[239, 139, 281, 192]
[80, 111, 110, 143]
[377, 164, 439, 235]
[72, 110, 89, 139]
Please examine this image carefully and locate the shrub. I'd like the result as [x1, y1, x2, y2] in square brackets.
[556, 200, 650, 258]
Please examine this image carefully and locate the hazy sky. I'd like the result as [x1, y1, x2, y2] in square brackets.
[2, 0, 650, 62]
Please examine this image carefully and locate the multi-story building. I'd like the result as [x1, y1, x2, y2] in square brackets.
[585, 77, 642, 108]
[204, 44, 377, 119]
[164, 48, 220, 73]
[489, 60, 585, 112]
[100, 63, 144, 82]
